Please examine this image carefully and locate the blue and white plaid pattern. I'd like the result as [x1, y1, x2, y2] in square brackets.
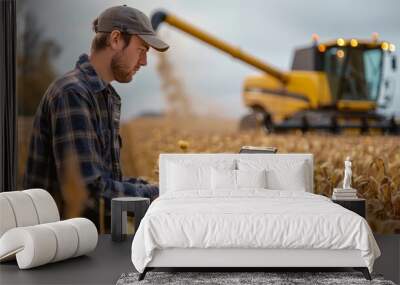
[24, 54, 158, 217]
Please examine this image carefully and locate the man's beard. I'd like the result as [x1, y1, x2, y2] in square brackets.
[111, 51, 134, 83]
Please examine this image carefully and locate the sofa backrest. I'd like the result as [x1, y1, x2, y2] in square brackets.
[159, 153, 314, 195]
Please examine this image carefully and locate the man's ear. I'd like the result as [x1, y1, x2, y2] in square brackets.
[109, 30, 124, 51]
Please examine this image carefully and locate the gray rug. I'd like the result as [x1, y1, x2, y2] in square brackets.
[116, 271, 395, 285]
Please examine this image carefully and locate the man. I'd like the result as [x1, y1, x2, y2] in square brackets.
[24, 5, 169, 226]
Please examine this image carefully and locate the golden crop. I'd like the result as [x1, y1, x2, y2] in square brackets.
[17, 116, 400, 234]
[121, 116, 400, 234]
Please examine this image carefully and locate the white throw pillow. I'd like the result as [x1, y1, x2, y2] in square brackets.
[167, 162, 211, 191]
[166, 159, 236, 192]
[211, 169, 268, 190]
[211, 168, 236, 190]
[267, 161, 306, 191]
[236, 169, 267, 189]
[238, 159, 308, 191]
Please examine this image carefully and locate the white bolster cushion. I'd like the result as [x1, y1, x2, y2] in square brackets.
[0, 226, 57, 268]
[0, 218, 98, 269]
[23, 189, 60, 224]
[42, 221, 79, 262]
[65, 218, 98, 257]
[0, 191, 39, 227]
[0, 196, 17, 237]
[0, 189, 60, 238]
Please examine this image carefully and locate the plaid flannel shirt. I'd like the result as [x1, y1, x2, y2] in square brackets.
[24, 54, 158, 218]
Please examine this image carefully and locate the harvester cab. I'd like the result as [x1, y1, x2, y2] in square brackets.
[151, 11, 399, 134]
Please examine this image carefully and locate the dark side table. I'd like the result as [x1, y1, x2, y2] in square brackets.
[332, 198, 366, 218]
[111, 197, 150, 242]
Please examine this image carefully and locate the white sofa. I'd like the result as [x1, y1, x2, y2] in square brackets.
[0, 189, 98, 269]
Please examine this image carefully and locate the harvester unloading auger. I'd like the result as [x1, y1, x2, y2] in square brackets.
[151, 11, 399, 134]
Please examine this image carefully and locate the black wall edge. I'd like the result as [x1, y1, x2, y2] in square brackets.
[0, 0, 17, 192]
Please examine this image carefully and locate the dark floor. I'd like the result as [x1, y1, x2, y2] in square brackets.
[374, 234, 400, 284]
[0, 235, 134, 285]
[0, 234, 398, 285]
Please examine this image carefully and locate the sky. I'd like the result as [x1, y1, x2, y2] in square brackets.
[25, 0, 400, 121]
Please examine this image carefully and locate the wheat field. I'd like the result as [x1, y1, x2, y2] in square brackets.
[17, 115, 400, 234]
[120, 116, 400, 234]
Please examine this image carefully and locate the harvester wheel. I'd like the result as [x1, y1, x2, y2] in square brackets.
[239, 113, 260, 130]
[330, 116, 340, 134]
[262, 113, 274, 133]
[360, 117, 369, 134]
[388, 116, 399, 134]
[254, 108, 274, 133]
[239, 111, 274, 133]
[301, 116, 309, 133]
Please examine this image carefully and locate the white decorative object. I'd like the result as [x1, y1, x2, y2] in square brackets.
[343, 156, 353, 190]
[0, 189, 98, 269]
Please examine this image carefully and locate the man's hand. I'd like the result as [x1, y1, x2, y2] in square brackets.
[122, 177, 159, 201]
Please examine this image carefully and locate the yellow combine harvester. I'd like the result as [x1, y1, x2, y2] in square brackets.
[151, 11, 399, 134]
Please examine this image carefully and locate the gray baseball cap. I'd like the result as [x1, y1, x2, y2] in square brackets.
[96, 5, 169, 52]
